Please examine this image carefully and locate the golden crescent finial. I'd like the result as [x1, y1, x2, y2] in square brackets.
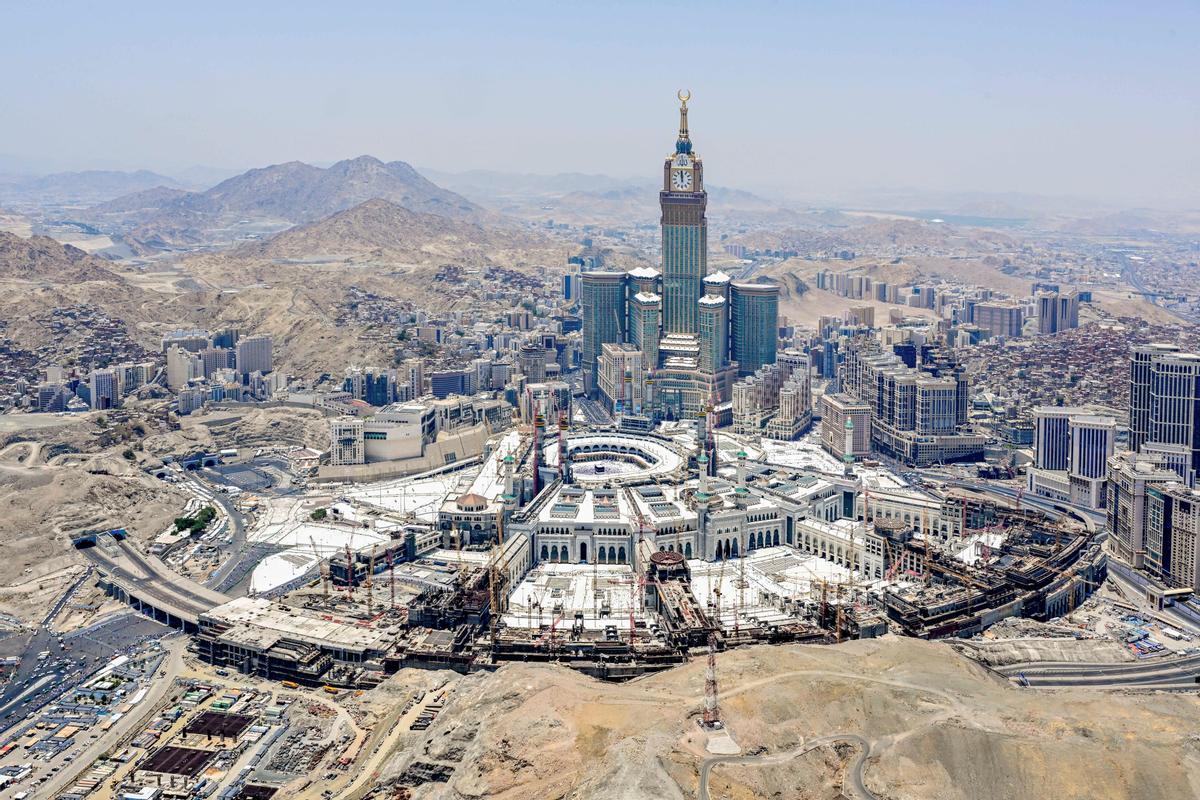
[677, 89, 691, 106]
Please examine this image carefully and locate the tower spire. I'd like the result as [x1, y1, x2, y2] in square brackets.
[676, 89, 692, 152]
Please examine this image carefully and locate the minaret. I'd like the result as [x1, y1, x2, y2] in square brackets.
[502, 454, 517, 510]
[557, 412, 570, 484]
[843, 417, 856, 477]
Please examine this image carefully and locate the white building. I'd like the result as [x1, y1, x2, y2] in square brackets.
[90, 369, 119, 410]
[235, 335, 273, 377]
[330, 418, 366, 466]
[1029, 406, 1116, 510]
[165, 346, 202, 391]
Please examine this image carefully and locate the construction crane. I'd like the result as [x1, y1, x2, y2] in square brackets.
[487, 504, 507, 637]
[365, 545, 378, 616]
[735, 552, 746, 637]
[835, 583, 846, 644]
[627, 575, 638, 647]
[388, 548, 396, 610]
[310, 536, 330, 598]
[702, 632, 721, 729]
[537, 612, 564, 648]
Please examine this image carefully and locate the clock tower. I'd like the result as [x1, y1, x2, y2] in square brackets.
[660, 90, 707, 335]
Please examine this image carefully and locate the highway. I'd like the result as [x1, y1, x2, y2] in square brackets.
[699, 734, 876, 800]
[934, 476, 1106, 533]
[1123, 259, 1199, 325]
[189, 473, 255, 591]
[41, 565, 94, 627]
[167, 469, 251, 589]
[995, 652, 1200, 690]
[575, 397, 615, 427]
[80, 536, 229, 625]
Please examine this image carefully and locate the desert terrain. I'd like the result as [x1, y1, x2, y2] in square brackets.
[360, 637, 1200, 800]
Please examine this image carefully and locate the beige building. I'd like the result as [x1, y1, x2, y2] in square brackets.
[820, 394, 871, 461]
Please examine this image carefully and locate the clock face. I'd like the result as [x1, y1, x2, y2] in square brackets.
[671, 169, 693, 191]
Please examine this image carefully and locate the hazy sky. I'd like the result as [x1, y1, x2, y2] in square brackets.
[3, 1, 1197, 208]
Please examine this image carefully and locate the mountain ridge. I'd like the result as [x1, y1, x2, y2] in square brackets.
[235, 197, 540, 265]
[80, 156, 489, 248]
[0, 231, 125, 282]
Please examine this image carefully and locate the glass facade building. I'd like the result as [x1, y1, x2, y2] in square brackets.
[730, 282, 779, 376]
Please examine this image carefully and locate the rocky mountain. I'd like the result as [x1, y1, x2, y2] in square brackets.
[0, 231, 123, 282]
[236, 198, 540, 265]
[0, 169, 185, 204]
[84, 156, 488, 247]
[86, 185, 193, 216]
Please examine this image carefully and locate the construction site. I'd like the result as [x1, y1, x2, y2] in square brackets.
[105, 399, 1100, 690]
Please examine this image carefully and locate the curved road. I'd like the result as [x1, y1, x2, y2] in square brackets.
[700, 734, 876, 800]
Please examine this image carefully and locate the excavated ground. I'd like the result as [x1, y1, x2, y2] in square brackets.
[370, 636, 1200, 800]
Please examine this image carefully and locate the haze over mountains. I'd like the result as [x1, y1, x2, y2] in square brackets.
[78, 155, 488, 249]
[0, 169, 186, 204]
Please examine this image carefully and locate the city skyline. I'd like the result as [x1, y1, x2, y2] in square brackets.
[2, 2, 1197, 208]
[5, 5, 1200, 797]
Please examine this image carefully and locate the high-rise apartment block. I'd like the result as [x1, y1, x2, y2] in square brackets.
[1108, 451, 1182, 568]
[1036, 290, 1080, 335]
[820, 394, 871, 462]
[1144, 482, 1200, 593]
[841, 341, 985, 466]
[1128, 344, 1200, 487]
[235, 335, 273, 377]
[1028, 406, 1117, 509]
[89, 369, 118, 410]
[973, 302, 1024, 339]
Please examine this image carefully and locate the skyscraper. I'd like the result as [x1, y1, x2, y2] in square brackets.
[580, 270, 627, 394]
[235, 335, 273, 377]
[89, 369, 118, 410]
[628, 289, 661, 370]
[1033, 407, 1072, 471]
[1145, 350, 1200, 486]
[519, 340, 547, 384]
[730, 281, 779, 376]
[697, 295, 728, 373]
[583, 94, 777, 415]
[1130, 343, 1180, 452]
[1037, 290, 1080, 335]
[660, 91, 706, 335]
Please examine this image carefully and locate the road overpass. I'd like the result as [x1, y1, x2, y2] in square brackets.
[995, 652, 1200, 690]
[81, 536, 229, 631]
